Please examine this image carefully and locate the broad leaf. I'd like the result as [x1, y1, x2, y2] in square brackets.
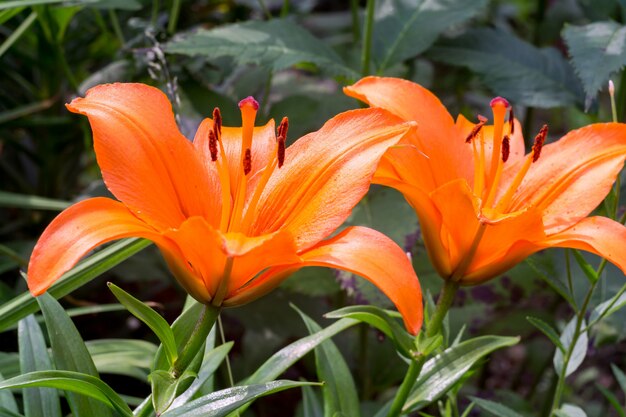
[404, 335, 520, 411]
[18, 315, 62, 417]
[0, 238, 151, 332]
[563, 21, 626, 101]
[37, 294, 112, 417]
[301, 385, 323, 417]
[165, 19, 357, 78]
[0, 370, 132, 417]
[428, 28, 584, 107]
[554, 317, 588, 377]
[471, 397, 527, 417]
[295, 307, 360, 417]
[108, 283, 177, 365]
[150, 370, 196, 415]
[373, 0, 488, 72]
[161, 381, 317, 417]
[87, 339, 157, 381]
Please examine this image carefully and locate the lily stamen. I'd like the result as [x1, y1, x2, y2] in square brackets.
[501, 135, 510, 163]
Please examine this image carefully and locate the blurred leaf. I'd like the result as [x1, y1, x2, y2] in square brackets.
[301, 385, 323, 417]
[0, 407, 24, 417]
[571, 250, 598, 284]
[611, 364, 626, 396]
[0, 0, 141, 9]
[0, 7, 25, 24]
[470, 397, 527, 417]
[525, 254, 575, 308]
[87, 339, 157, 381]
[563, 21, 626, 102]
[595, 384, 624, 417]
[554, 317, 588, 377]
[0, 238, 151, 333]
[373, 0, 488, 72]
[108, 283, 177, 365]
[0, 191, 70, 210]
[161, 381, 317, 417]
[0, 372, 18, 414]
[325, 305, 414, 358]
[0, 11, 37, 60]
[294, 306, 360, 417]
[165, 19, 358, 79]
[590, 289, 626, 324]
[0, 371, 132, 417]
[78, 61, 131, 95]
[526, 316, 566, 353]
[18, 315, 62, 417]
[170, 342, 233, 408]
[281, 267, 341, 297]
[37, 293, 113, 417]
[404, 335, 520, 411]
[429, 28, 584, 107]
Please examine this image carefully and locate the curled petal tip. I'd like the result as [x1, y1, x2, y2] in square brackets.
[238, 96, 259, 110]
[490, 97, 510, 108]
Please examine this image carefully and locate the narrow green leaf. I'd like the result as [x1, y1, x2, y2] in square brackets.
[526, 316, 566, 353]
[301, 385, 323, 417]
[0, 7, 25, 25]
[571, 251, 598, 284]
[0, 11, 37, 59]
[0, 0, 141, 9]
[0, 238, 151, 333]
[373, 0, 488, 72]
[471, 397, 526, 417]
[170, 342, 233, 408]
[87, 339, 157, 381]
[0, 372, 18, 413]
[243, 318, 358, 385]
[428, 28, 584, 107]
[294, 306, 360, 417]
[165, 19, 357, 78]
[0, 407, 24, 417]
[595, 384, 624, 417]
[108, 283, 177, 365]
[563, 21, 626, 101]
[590, 290, 626, 324]
[37, 293, 113, 417]
[554, 318, 588, 377]
[325, 305, 414, 357]
[18, 315, 62, 417]
[404, 336, 520, 411]
[150, 369, 196, 415]
[611, 364, 626, 397]
[161, 381, 317, 417]
[0, 370, 132, 417]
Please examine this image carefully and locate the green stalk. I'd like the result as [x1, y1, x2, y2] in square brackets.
[167, 0, 181, 34]
[360, 0, 375, 76]
[350, 0, 360, 44]
[171, 304, 220, 378]
[388, 279, 460, 417]
[109, 9, 125, 44]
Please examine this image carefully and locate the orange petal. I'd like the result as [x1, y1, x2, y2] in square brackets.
[541, 216, 626, 274]
[251, 108, 413, 251]
[67, 83, 220, 230]
[300, 226, 423, 334]
[164, 217, 300, 301]
[504, 123, 626, 233]
[27, 198, 179, 296]
[345, 76, 473, 187]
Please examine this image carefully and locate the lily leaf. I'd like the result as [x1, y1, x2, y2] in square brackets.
[0, 372, 18, 414]
[87, 339, 157, 381]
[294, 306, 360, 417]
[165, 19, 358, 79]
[0, 370, 132, 417]
[37, 293, 113, 417]
[404, 335, 520, 411]
[373, 0, 488, 72]
[150, 369, 196, 415]
[428, 28, 584, 108]
[161, 381, 318, 417]
[526, 316, 566, 353]
[0, 238, 151, 333]
[471, 397, 527, 417]
[108, 283, 177, 365]
[589, 289, 626, 324]
[553, 317, 588, 377]
[18, 315, 62, 417]
[325, 305, 415, 358]
[563, 21, 626, 102]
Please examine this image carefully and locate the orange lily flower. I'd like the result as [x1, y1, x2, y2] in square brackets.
[345, 76, 626, 284]
[27, 83, 423, 334]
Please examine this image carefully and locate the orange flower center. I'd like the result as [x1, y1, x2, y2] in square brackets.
[209, 97, 288, 234]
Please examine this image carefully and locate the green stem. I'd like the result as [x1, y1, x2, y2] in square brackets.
[167, 0, 181, 34]
[387, 279, 459, 417]
[280, 0, 289, 18]
[171, 304, 220, 378]
[350, 0, 361, 45]
[151, 0, 160, 27]
[427, 279, 460, 338]
[108, 9, 125, 44]
[257, 0, 272, 19]
[360, 0, 375, 76]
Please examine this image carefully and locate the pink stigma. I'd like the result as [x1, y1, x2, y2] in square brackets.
[490, 97, 510, 108]
[238, 96, 259, 110]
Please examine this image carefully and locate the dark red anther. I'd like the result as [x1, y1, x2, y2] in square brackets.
[277, 117, 289, 139]
[508, 107, 515, 134]
[465, 116, 487, 143]
[277, 137, 285, 168]
[243, 148, 252, 175]
[501, 135, 510, 163]
[212, 108, 222, 140]
[531, 125, 548, 163]
[208, 130, 218, 161]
